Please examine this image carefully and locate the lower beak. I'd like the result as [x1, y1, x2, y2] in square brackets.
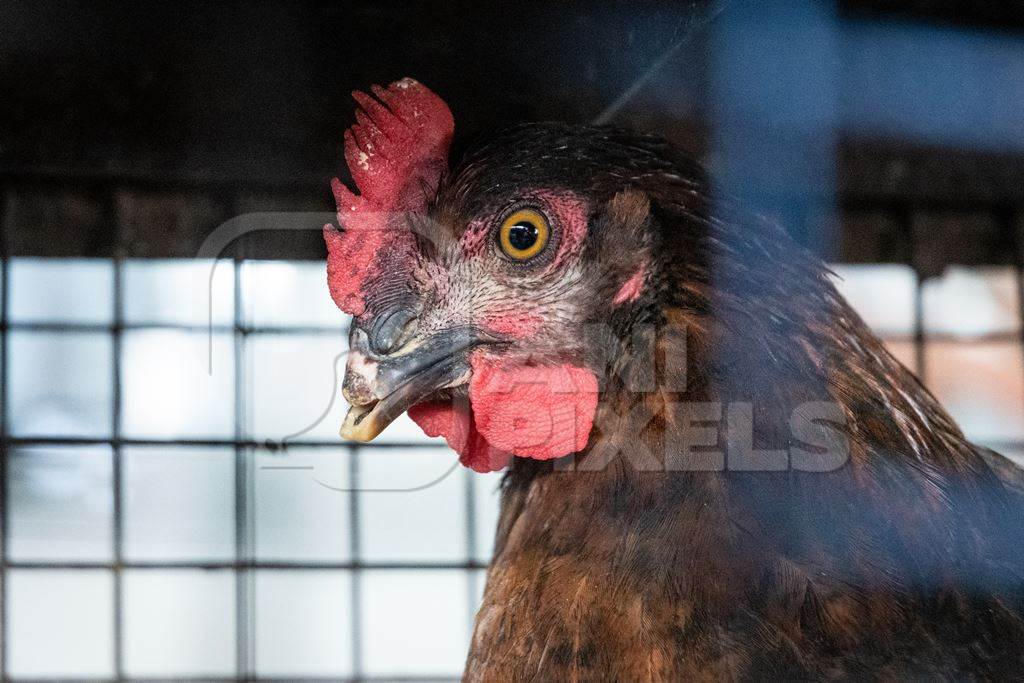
[340, 326, 482, 442]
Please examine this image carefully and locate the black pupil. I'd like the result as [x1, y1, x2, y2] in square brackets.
[508, 222, 539, 252]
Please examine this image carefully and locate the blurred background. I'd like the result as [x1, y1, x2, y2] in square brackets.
[1, 0, 1023, 680]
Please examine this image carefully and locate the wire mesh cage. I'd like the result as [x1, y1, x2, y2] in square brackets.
[0, 253, 504, 679]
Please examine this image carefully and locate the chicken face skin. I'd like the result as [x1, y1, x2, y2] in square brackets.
[340, 182, 641, 470]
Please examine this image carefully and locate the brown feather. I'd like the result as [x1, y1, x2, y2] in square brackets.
[456, 124, 1024, 680]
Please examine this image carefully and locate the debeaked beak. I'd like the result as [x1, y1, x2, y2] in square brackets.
[339, 324, 483, 442]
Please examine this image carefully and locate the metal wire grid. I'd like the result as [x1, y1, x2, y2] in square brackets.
[847, 197, 1024, 407]
[0, 222, 486, 681]
[0, 193, 1022, 682]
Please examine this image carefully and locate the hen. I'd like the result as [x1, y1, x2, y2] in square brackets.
[325, 78, 1024, 679]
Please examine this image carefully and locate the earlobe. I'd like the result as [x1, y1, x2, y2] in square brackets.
[613, 263, 647, 305]
[594, 189, 653, 306]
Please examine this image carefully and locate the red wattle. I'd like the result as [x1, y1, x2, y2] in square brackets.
[408, 359, 599, 471]
[468, 357, 598, 461]
[408, 402, 512, 474]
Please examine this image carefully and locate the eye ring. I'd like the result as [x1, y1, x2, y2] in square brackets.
[498, 208, 550, 261]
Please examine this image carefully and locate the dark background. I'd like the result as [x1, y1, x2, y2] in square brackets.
[2, 0, 1024, 272]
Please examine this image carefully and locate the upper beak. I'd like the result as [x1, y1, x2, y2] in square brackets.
[339, 324, 484, 442]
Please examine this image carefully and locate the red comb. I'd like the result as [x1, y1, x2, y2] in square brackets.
[324, 78, 454, 316]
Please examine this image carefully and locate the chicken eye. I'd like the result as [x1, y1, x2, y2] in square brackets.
[498, 208, 550, 261]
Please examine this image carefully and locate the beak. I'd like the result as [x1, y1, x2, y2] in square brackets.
[339, 324, 484, 442]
